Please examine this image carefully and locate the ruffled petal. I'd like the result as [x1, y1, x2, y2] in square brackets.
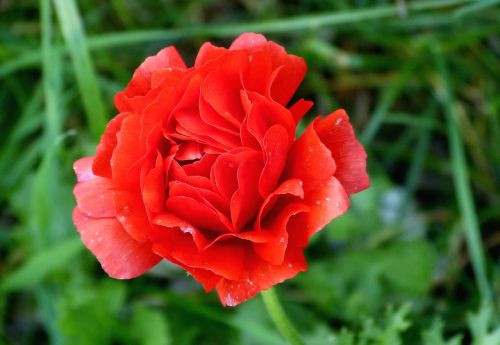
[154, 212, 209, 250]
[195, 42, 227, 67]
[269, 53, 306, 106]
[287, 176, 349, 247]
[284, 118, 336, 191]
[73, 208, 160, 278]
[74, 157, 114, 218]
[115, 47, 187, 112]
[259, 125, 289, 197]
[215, 245, 306, 306]
[201, 52, 248, 124]
[229, 32, 268, 51]
[230, 154, 263, 231]
[253, 202, 309, 265]
[153, 234, 246, 281]
[288, 99, 313, 124]
[314, 109, 370, 195]
[93, 112, 129, 178]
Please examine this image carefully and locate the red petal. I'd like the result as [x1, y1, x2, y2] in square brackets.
[215, 245, 307, 306]
[195, 42, 227, 67]
[241, 47, 273, 96]
[92, 112, 129, 178]
[289, 99, 313, 124]
[142, 154, 165, 214]
[229, 33, 267, 51]
[314, 109, 370, 195]
[201, 52, 248, 124]
[166, 196, 233, 233]
[153, 235, 246, 281]
[137, 46, 187, 78]
[182, 153, 217, 177]
[253, 202, 309, 265]
[154, 213, 209, 250]
[212, 153, 239, 200]
[73, 207, 160, 278]
[246, 93, 295, 145]
[114, 47, 186, 112]
[259, 125, 289, 197]
[288, 176, 349, 247]
[111, 114, 159, 242]
[256, 178, 305, 227]
[74, 157, 114, 218]
[284, 118, 336, 191]
[269, 54, 306, 105]
[230, 155, 263, 231]
[111, 113, 144, 187]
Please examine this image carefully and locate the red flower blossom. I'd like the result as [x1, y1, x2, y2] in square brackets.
[73, 33, 369, 306]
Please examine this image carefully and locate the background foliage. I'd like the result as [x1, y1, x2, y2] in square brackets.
[1, 0, 499, 344]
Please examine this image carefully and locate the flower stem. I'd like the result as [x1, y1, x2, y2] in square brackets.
[261, 288, 304, 345]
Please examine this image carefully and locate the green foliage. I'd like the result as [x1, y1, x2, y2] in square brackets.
[1, 0, 499, 344]
[57, 280, 126, 345]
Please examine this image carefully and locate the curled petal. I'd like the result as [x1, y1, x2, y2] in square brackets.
[154, 213, 209, 250]
[73, 208, 160, 278]
[314, 109, 370, 195]
[288, 176, 349, 247]
[253, 202, 309, 265]
[230, 155, 263, 231]
[153, 235, 246, 281]
[259, 125, 289, 197]
[284, 118, 336, 191]
[229, 32, 268, 51]
[288, 99, 313, 124]
[195, 42, 227, 67]
[93, 112, 129, 178]
[269, 53, 306, 105]
[215, 245, 307, 306]
[74, 157, 114, 218]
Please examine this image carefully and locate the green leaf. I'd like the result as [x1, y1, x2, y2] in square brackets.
[0, 237, 83, 292]
[126, 306, 172, 345]
[58, 280, 126, 345]
[422, 319, 462, 345]
[468, 304, 500, 345]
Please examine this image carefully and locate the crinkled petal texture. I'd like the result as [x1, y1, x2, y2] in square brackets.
[72, 33, 369, 306]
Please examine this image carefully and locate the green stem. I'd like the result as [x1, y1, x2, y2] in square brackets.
[261, 288, 304, 345]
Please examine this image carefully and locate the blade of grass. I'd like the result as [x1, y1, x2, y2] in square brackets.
[433, 44, 495, 307]
[41, 0, 61, 143]
[88, 0, 474, 47]
[0, 236, 83, 293]
[52, 0, 107, 140]
[0, 0, 475, 78]
[454, 0, 500, 17]
[362, 59, 418, 144]
[403, 103, 436, 200]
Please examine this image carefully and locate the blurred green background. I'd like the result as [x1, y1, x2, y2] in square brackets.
[1, 0, 499, 344]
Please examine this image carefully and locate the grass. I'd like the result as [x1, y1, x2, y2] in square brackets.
[0, 0, 499, 344]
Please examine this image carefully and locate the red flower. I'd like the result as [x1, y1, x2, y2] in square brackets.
[73, 33, 369, 306]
